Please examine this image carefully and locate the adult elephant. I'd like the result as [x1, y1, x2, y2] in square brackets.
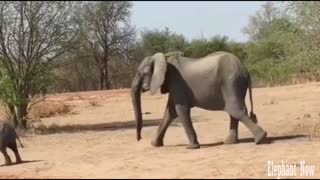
[131, 51, 267, 149]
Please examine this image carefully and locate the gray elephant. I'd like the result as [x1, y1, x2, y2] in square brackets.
[0, 121, 24, 165]
[131, 51, 267, 149]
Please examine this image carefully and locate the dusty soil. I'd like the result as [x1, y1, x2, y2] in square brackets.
[1, 82, 320, 179]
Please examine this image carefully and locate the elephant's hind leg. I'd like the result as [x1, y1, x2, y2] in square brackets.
[238, 113, 267, 144]
[224, 115, 239, 144]
[151, 99, 176, 147]
[1, 148, 12, 166]
[8, 141, 22, 164]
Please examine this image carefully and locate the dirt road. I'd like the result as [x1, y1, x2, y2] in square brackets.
[1, 82, 320, 178]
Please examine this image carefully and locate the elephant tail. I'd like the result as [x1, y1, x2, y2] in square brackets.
[248, 74, 257, 123]
[15, 130, 24, 148]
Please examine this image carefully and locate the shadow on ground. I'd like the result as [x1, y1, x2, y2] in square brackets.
[0, 160, 43, 167]
[31, 116, 208, 135]
[166, 135, 309, 149]
[32, 119, 165, 135]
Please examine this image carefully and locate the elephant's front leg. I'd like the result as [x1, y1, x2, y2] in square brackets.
[151, 99, 176, 147]
[224, 116, 239, 144]
[175, 104, 200, 149]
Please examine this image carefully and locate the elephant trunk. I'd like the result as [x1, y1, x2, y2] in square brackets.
[131, 74, 143, 141]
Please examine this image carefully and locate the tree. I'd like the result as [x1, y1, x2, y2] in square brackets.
[207, 35, 230, 53]
[184, 38, 208, 58]
[242, 2, 281, 41]
[0, 1, 79, 128]
[80, 1, 136, 90]
[284, 1, 320, 47]
[140, 27, 188, 56]
[228, 42, 247, 62]
[184, 35, 230, 58]
[51, 49, 100, 92]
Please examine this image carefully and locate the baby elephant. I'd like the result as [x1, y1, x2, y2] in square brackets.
[0, 122, 24, 166]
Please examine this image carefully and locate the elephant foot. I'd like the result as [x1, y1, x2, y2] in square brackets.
[254, 130, 267, 144]
[16, 158, 22, 164]
[151, 140, 164, 147]
[186, 143, 200, 149]
[4, 162, 11, 166]
[4, 160, 12, 166]
[224, 134, 238, 144]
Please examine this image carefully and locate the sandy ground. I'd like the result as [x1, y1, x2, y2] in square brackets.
[1, 82, 320, 179]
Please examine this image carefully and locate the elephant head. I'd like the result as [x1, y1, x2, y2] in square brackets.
[131, 53, 167, 141]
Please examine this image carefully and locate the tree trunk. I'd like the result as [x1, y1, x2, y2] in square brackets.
[100, 68, 111, 90]
[8, 104, 18, 128]
[105, 66, 110, 89]
[16, 103, 28, 129]
[104, 58, 110, 90]
[100, 71, 105, 90]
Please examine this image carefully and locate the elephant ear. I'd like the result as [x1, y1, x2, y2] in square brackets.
[150, 53, 167, 95]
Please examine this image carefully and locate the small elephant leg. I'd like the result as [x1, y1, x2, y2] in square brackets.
[1, 148, 12, 166]
[151, 100, 176, 147]
[239, 114, 267, 144]
[224, 116, 239, 144]
[8, 142, 22, 164]
[175, 104, 200, 149]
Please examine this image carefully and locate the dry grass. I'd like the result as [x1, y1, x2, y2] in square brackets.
[293, 113, 320, 138]
[298, 120, 320, 138]
[0, 104, 13, 121]
[311, 120, 320, 137]
[62, 94, 86, 101]
[289, 72, 320, 85]
[88, 99, 100, 107]
[28, 101, 72, 119]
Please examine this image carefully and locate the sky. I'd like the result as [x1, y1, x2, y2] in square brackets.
[131, 1, 267, 42]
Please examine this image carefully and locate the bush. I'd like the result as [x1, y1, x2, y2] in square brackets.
[28, 101, 72, 119]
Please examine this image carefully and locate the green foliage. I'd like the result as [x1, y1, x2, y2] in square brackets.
[184, 35, 231, 58]
[28, 64, 56, 96]
[20, 1, 320, 95]
[228, 42, 247, 62]
[241, 4, 320, 87]
[0, 65, 55, 107]
[184, 39, 208, 58]
[247, 59, 295, 86]
[138, 8, 320, 88]
[242, 2, 281, 41]
[0, 76, 18, 106]
[3, 1, 320, 130]
[141, 27, 187, 56]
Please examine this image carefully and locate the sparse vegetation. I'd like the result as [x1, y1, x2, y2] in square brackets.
[88, 99, 100, 107]
[0, 1, 79, 128]
[1, 2, 320, 178]
[312, 121, 320, 137]
[28, 101, 72, 119]
[0, 1, 320, 129]
[52, 2, 320, 92]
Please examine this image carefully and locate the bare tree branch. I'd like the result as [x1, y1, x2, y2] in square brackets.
[0, 1, 80, 128]
[80, 1, 135, 90]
